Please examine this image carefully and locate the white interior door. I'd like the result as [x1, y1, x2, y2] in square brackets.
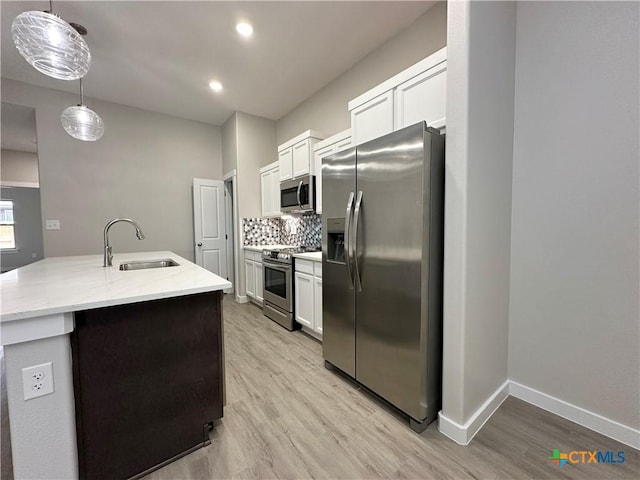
[193, 178, 227, 281]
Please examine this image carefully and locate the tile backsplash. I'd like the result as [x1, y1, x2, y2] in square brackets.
[242, 218, 280, 246]
[280, 213, 321, 247]
[243, 214, 321, 247]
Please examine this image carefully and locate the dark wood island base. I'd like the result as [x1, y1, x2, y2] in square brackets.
[71, 291, 224, 480]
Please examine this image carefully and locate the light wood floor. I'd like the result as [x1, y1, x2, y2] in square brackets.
[144, 297, 639, 480]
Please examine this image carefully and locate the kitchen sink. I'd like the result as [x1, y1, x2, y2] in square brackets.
[118, 259, 179, 271]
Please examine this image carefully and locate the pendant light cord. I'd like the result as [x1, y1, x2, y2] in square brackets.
[49, 0, 53, 14]
[79, 77, 84, 106]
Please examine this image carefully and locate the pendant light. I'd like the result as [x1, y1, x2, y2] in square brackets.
[11, 1, 91, 80]
[61, 78, 104, 141]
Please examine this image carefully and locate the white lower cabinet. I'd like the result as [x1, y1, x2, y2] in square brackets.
[294, 258, 323, 338]
[294, 272, 313, 328]
[244, 250, 263, 304]
[255, 262, 263, 303]
[313, 276, 323, 336]
[245, 259, 255, 298]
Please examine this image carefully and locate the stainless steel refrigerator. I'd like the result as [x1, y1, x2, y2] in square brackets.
[322, 122, 445, 433]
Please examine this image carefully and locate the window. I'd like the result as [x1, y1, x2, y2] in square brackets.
[0, 200, 16, 249]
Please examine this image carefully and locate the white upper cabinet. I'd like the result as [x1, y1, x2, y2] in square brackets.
[270, 168, 280, 213]
[292, 139, 312, 178]
[260, 162, 280, 217]
[349, 47, 447, 146]
[278, 130, 325, 181]
[313, 129, 352, 214]
[395, 60, 447, 130]
[350, 91, 394, 146]
[278, 148, 293, 181]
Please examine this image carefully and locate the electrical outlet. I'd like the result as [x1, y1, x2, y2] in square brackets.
[22, 362, 54, 400]
[45, 220, 60, 230]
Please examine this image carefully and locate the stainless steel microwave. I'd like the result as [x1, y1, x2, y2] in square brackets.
[280, 175, 315, 212]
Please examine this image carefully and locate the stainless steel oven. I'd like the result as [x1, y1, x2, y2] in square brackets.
[280, 175, 315, 212]
[262, 246, 320, 331]
[262, 257, 296, 330]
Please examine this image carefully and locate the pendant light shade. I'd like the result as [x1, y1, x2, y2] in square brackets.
[61, 79, 104, 141]
[61, 105, 104, 141]
[12, 10, 91, 80]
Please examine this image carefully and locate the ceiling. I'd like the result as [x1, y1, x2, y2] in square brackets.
[1, 1, 435, 126]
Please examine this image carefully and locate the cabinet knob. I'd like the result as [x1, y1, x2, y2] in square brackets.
[197, 242, 203, 247]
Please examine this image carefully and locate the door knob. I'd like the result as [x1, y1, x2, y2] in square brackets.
[197, 242, 203, 247]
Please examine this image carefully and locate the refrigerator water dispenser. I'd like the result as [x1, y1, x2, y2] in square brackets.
[327, 218, 346, 263]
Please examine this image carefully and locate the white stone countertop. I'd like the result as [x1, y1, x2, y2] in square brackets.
[243, 244, 290, 252]
[0, 251, 231, 322]
[293, 252, 322, 262]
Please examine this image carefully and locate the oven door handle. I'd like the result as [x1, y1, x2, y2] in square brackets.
[296, 180, 303, 209]
[262, 259, 291, 270]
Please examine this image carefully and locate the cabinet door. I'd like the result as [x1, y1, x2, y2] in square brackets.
[350, 90, 394, 146]
[245, 259, 255, 298]
[294, 271, 313, 328]
[72, 292, 223, 480]
[279, 148, 293, 181]
[255, 262, 264, 302]
[270, 168, 281, 215]
[292, 139, 311, 178]
[313, 276, 323, 336]
[314, 145, 336, 215]
[395, 62, 447, 130]
[260, 170, 271, 217]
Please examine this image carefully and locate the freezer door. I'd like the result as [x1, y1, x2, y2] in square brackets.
[322, 147, 356, 377]
[354, 122, 431, 421]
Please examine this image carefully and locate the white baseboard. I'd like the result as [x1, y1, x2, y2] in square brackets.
[509, 381, 640, 450]
[438, 380, 510, 445]
[235, 295, 248, 304]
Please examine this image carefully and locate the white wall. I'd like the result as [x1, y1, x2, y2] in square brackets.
[222, 113, 237, 176]
[0, 150, 39, 186]
[509, 1, 639, 430]
[222, 111, 277, 300]
[4, 334, 78, 479]
[276, 2, 447, 143]
[1, 79, 222, 261]
[236, 112, 277, 218]
[440, 0, 516, 442]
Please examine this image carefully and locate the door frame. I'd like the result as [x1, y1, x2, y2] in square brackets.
[223, 170, 240, 301]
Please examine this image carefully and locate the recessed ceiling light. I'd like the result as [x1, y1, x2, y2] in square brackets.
[209, 80, 223, 92]
[236, 22, 253, 37]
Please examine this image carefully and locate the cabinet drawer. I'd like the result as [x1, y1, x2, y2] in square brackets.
[244, 250, 261, 262]
[295, 259, 314, 275]
[314, 262, 322, 278]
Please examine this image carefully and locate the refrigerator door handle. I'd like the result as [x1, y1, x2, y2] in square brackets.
[296, 181, 303, 209]
[344, 191, 355, 289]
[353, 190, 363, 291]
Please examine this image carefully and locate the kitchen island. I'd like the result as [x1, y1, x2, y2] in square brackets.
[0, 251, 231, 479]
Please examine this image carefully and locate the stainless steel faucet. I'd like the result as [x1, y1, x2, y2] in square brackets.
[103, 218, 145, 267]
